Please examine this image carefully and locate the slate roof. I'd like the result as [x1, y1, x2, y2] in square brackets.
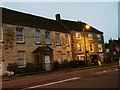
[2, 7, 103, 34]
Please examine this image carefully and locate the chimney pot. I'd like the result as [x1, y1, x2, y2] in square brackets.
[55, 14, 61, 21]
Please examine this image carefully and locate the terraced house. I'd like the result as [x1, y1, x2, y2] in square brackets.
[0, 8, 104, 75]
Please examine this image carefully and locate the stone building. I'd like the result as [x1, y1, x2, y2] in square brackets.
[0, 8, 104, 75]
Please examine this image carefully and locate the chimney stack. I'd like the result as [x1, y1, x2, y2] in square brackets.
[55, 14, 61, 21]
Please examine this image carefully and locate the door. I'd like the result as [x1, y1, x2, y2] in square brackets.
[45, 55, 51, 71]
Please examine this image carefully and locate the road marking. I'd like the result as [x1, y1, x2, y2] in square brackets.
[20, 77, 80, 90]
[115, 68, 119, 71]
[92, 70, 107, 75]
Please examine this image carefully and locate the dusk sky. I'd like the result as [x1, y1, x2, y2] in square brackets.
[1, 1, 119, 43]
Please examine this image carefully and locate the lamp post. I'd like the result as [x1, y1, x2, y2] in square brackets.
[83, 24, 90, 66]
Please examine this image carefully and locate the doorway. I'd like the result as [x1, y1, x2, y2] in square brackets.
[45, 55, 51, 71]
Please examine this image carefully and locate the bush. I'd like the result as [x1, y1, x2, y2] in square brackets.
[53, 61, 61, 70]
[7, 63, 19, 74]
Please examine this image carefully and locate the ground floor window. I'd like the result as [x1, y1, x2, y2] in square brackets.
[17, 51, 25, 67]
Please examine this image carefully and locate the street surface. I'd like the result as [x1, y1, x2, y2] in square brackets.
[2, 65, 119, 89]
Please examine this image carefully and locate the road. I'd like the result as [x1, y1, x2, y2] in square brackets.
[2, 65, 119, 89]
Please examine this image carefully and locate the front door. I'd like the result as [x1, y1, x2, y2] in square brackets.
[45, 55, 51, 71]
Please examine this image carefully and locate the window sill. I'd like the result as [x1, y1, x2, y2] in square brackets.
[16, 42, 25, 44]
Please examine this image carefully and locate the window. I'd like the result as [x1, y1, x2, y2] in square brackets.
[17, 51, 25, 67]
[67, 51, 70, 60]
[88, 34, 93, 40]
[45, 31, 51, 44]
[55, 33, 61, 45]
[76, 33, 81, 39]
[16, 27, 24, 43]
[0, 26, 3, 42]
[97, 34, 101, 41]
[77, 44, 83, 53]
[35, 30, 41, 44]
[98, 44, 103, 52]
[89, 43, 94, 52]
[65, 34, 69, 45]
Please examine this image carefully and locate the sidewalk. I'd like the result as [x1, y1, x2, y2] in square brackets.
[2, 62, 118, 82]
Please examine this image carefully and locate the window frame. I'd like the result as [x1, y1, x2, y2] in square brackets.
[16, 27, 24, 43]
[45, 31, 51, 44]
[65, 34, 69, 46]
[17, 51, 25, 67]
[88, 34, 93, 40]
[77, 43, 83, 53]
[97, 34, 101, 41]
[55, 33, 61, 45]
[35, 30, 41, 44]
[89, 43, 94, 52]
[76, 32, 81, 40]
[98, 44, 103, 52]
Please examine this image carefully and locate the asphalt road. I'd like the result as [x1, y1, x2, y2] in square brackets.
[2, 65, 119, 89]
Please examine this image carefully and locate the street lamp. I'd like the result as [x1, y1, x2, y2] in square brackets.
[83, 24, 90, 66]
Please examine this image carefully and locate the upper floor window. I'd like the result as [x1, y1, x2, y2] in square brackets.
[35, 30, 41, 44]
[16, 27, 24, 43]
[88, 34, 93, 40]
[89, 43, 94, 52]
[98, 44, 103, 52]
[55, 33, 61, 45]
[0, 26, 3, 42]
[17, 51, 25, 67]
[65, 34, 69, 45]
[97, 34, 101, 41]
[77, 43, 83, 53]
[45, 31, 51, 44]
[76, 33, 81, 39]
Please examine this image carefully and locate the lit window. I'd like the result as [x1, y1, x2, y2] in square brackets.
[35, 30, 41, 44]
[17, 51, 25, 67]
[77, 44, 83, 53]
[16, 27, 24, 43]
[55, 33, 61, 45]
[97, 34, 101, 41]
[65, 34, 69, 45]
[89, 43, 94, 52]
[45, 31, 51, 44]
[98, 44, 103, 52]
[88, 34, 93, 40]
[76, 33, 81, 39]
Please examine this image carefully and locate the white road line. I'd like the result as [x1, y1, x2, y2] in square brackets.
[20, 76, 80, 90]
[115, 68, 119, 71]
[92, 70, 107, 75]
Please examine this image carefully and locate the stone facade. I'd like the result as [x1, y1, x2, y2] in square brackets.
[1, 8, 105, 75]
[1, 24, 72, 74]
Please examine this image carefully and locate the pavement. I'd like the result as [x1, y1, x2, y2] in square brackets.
[2, 62, 119, 82]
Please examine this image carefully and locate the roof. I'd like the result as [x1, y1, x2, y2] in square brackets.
[2, 7, 103, 34]
[33, 46, 53, 53]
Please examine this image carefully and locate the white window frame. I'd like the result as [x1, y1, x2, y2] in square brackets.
[97, 34, 101, 41]
[89, 43, 94, 52]
[98, 44, 103, 52]
[77, 43, 83, 53]
[76, 32, 81, 39]
[55, 33, 61, 45]
[45, 31, 51, 44]
[17, 51, 25, 67]
[0, 26, 3, 42]
[16, 27, 24, 43]
[35, 30, 41, 44]
[88, 34, 93, 40]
